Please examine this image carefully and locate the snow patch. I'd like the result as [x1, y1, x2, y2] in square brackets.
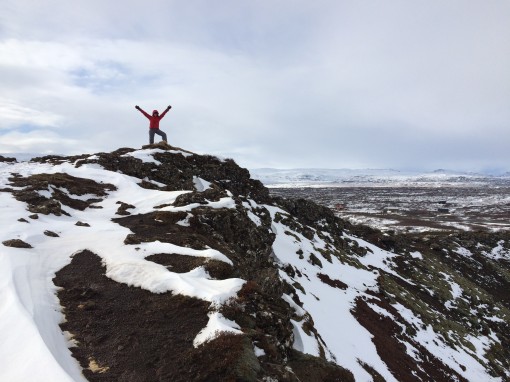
[290, 319, 320, 356]
[454, 247, 473, 258]
[193, 312, 242, 347]
[483, 240, 510, 260]
[122, 148, 164, 164]
[193, 176, 212, 192]
[266, 206, 398, 382]
[254, 345, 266, 357]
[409, 251, 423, 259]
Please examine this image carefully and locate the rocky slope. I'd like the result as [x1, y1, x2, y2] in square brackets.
[0, 145, 509, 382]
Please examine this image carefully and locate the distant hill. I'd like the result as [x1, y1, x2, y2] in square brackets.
[249, 168, 510, 187]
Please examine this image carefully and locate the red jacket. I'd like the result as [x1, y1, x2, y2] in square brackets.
[137, 107, 170, 129]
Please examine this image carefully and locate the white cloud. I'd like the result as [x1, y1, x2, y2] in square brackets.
[0, 1, 509, 171]
[0, 100, 63, 128]
[0, 130, 80, 154]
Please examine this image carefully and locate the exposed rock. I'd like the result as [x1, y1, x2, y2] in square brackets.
[8, 173, 116, 214]
[69, 144, 270, 203]
[2, 239, 32, 248]
[172, 187, 226, 207]
[44, 230, 60, 237]
[115, 201, 135, 216]
[317, 273, 348, 290]
[287, 350, 354, 382]
[147, 254, 234, 279]
[0, 155, 16, 163]
[75, 221, 90, 227]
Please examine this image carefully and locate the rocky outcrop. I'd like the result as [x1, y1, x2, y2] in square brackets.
[2, 239, 32, 248]
[31, 144, 270, 203]
[0, 155, 17, 163]
[8, 173, 115, 215]
[27, 144, 351, 381]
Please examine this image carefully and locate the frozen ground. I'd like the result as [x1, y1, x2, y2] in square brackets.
[252, 169, 510, 232]
[268, 186, 510, 232]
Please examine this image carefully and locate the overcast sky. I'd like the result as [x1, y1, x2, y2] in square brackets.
[1, 1, 509, 172]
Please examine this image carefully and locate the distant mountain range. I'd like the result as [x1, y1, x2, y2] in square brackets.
[249, 168, 510, 187]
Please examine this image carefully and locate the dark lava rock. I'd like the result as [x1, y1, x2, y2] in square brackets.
[8, 173, 116, 214]
[147, 253, 234, 279]
[9, 172, 116, 196]
[70, 144, 270, 203]
[29, 214, 39, 219]
[75, 221, 90, 227]
[2, 239, 32, 248]
[0, 155, 16, 163]
[115, 201, 135, 216]
[18, 218, 29, 223]
[287, 350, 354, 382]
[317, 273, 348, 290]
[172, 187, 226, 207]
[44, 230, 60, 237]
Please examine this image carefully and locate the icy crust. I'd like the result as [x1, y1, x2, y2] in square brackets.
[193, 176, 212, 192]
[0, 159, 244, 381]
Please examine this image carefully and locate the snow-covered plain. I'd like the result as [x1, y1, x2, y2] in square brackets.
[265, 174, 510, 232]
[250, 168, 510, 188]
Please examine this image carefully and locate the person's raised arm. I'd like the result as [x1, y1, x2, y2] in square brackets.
[159, 105, 172, 119]
[135, 105, 150, 119]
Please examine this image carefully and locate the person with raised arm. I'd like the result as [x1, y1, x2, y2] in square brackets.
[135, 105, 172, 144]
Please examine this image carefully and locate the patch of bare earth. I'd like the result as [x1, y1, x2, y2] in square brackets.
[287, 350, 355, 382]
[54, 250, 258, 382]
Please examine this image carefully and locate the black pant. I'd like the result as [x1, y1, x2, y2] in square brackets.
[149, 129, 167, 144]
